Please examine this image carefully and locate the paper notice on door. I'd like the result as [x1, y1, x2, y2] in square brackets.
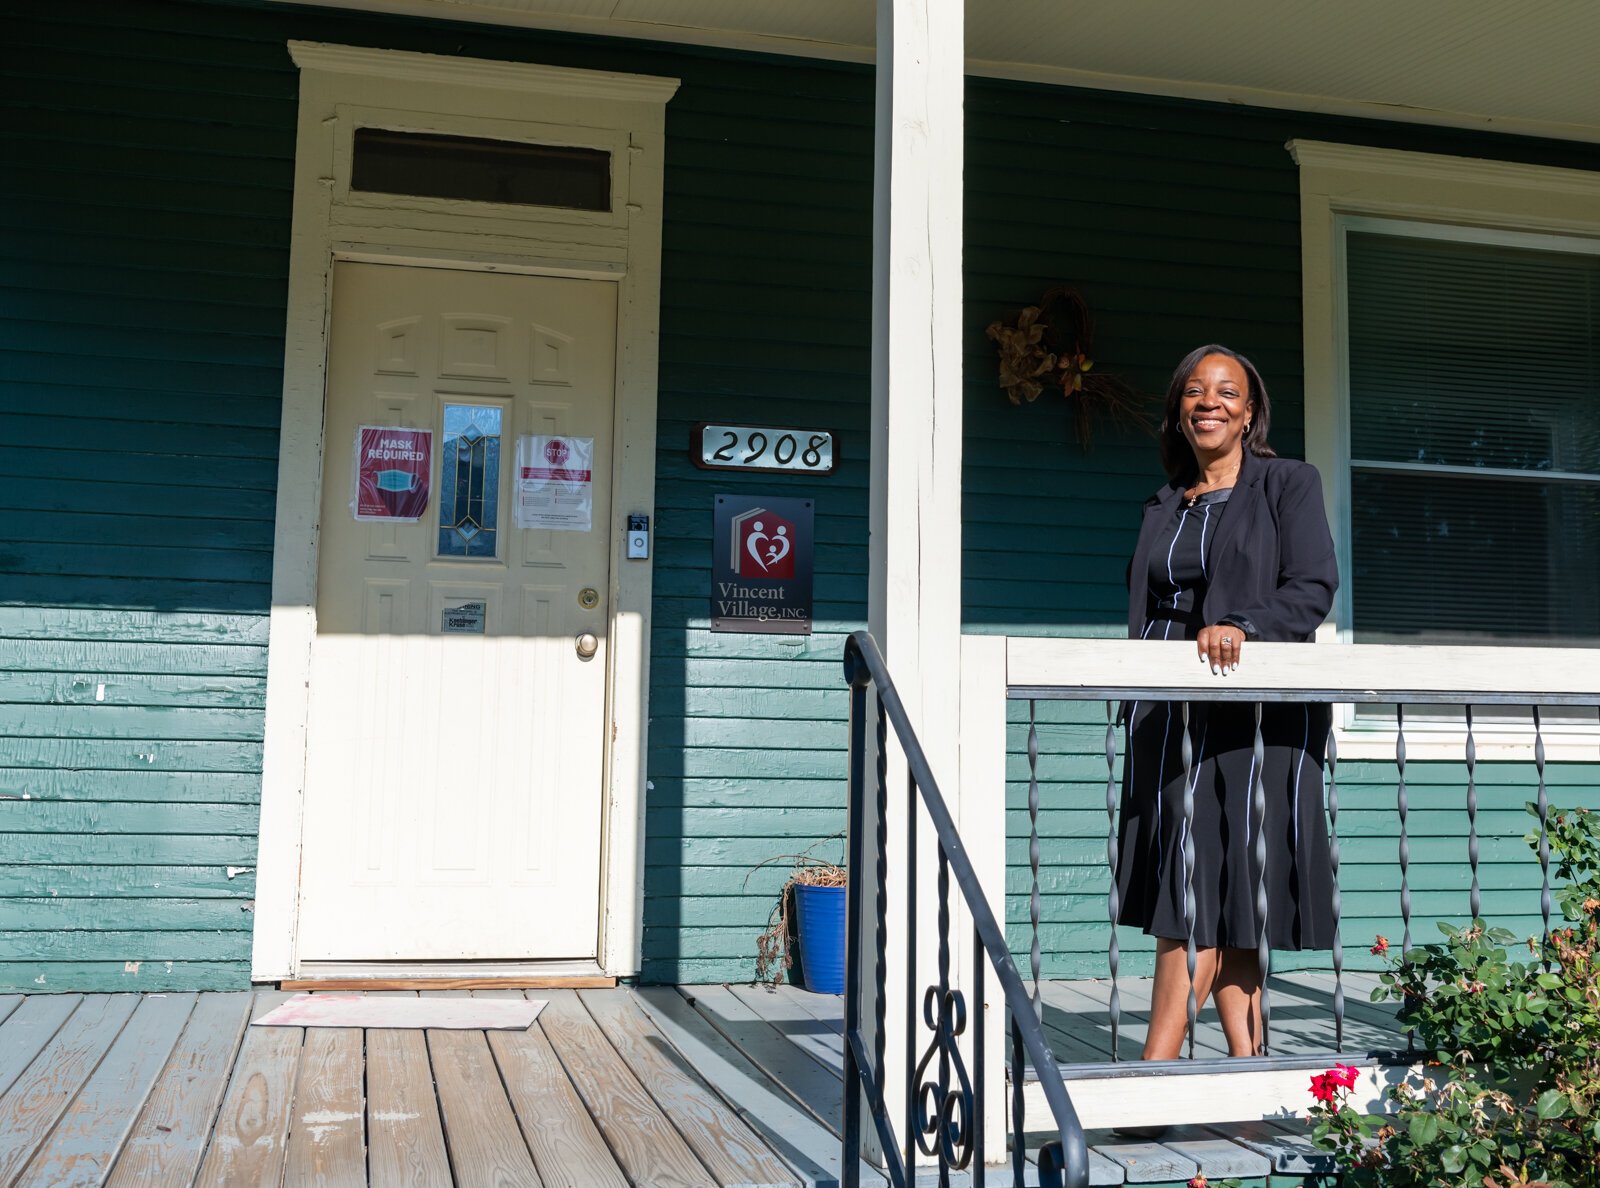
[515, 435, 594, 531]
[353, 425, 432, 521]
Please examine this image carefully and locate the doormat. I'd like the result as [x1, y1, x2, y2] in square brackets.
[252, 993, 546, 1030]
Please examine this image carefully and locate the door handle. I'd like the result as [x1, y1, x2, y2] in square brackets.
[575, 632, 599, 660]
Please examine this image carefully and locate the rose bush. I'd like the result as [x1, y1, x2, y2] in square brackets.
[1308, 805, 1600, 1187]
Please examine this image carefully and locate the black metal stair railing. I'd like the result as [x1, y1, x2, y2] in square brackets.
[841, 631, 1089, 1188]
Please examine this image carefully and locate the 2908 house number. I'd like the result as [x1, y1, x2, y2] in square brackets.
[691, 422, 836, 475]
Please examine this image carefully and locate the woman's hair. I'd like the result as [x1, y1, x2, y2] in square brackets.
[1159, 343, 1276, 482]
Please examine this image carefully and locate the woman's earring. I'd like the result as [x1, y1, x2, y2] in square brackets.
[1244, 421, 1253, 436]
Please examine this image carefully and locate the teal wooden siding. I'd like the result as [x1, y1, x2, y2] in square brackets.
[4, 0, 1597, 992]
[643, 69, 872, 976]
[1, 0, 287, 991]
[0, 608, 266, 991]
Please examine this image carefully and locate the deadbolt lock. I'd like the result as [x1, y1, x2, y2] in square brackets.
[578, 587, 600, 609]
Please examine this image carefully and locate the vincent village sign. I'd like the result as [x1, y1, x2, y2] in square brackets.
[711, 495, 814, 634]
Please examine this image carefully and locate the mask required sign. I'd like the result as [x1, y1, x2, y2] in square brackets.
[711, 494, 814, 635]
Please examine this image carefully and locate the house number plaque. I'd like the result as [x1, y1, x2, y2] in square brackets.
[691, 422, 836, 475]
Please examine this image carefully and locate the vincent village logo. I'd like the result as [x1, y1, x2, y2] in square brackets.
[733, 507, 796, 580]
[712, 495, 814, 635]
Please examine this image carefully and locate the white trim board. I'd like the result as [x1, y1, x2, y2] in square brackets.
[1006, 637, 1600, 763]
[1007, 638, 1600, 701]
[254, 40, 676, 982]
[1290, 140, 1600, 761]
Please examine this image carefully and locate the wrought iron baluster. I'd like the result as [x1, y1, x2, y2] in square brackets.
[912, 842, 975, 1180]
[1104, 700, 1121, 1062]
[1327, 724, 1344, 1053]
[906, 768, 918, 1183]
[1396, 703, 1412, 1051]
[1396, 703, 1411, 958]
[938, 843, 951, 1186]
[1536, 705, 1551, 954]
[1465, 706, 1480, 922]
[1181, 700, 1198, 1060]
[972, 922, 985, 1188]
[1010, 1019, 1025, 1187]
[842, 680, 866, 1186]
[1028, 701, 1043, 1023]
[1253, 701, 1270, 1056]
[874, 697, 889, 1124]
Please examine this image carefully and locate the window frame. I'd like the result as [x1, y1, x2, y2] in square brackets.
[1338, 215, 1600, 646]
[1291, 140, 1600, 759]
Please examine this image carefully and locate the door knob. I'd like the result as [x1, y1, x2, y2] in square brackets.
[575, 632, 599, 659]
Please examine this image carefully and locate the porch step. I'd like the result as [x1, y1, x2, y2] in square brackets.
[1071, 1120, 1338, 1185]
[1022, 1051, 1408, 1131]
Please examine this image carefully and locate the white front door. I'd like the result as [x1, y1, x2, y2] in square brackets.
[297, 261, 616, 962]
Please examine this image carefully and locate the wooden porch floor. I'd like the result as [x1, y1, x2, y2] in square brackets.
[0, 977, 1384, 1187]
[1040, 969, 1403, 1065]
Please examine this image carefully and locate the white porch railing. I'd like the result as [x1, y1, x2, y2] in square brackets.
[1000, 638, 1600, 1131]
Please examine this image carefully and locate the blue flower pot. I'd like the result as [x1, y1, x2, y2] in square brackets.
[793, 882, 846, 995]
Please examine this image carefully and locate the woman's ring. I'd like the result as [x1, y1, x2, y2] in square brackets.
[1223, 636, 1234, 645]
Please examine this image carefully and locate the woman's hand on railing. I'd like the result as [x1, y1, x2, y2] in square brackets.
[1196, 624, 1244, 674]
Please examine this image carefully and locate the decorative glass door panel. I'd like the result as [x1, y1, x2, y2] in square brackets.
[438, 403, 503, 559]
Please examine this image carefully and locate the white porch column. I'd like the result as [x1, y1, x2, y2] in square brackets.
[858, 0, 1004, 1170]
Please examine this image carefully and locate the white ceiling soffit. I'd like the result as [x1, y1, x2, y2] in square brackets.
[279, 0, 1600, 143]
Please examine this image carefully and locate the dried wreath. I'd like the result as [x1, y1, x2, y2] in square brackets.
[984, 286, 1152, 446]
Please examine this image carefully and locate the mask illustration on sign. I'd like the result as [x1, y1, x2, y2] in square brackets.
[732, 508, 797, 579]
[375, 469, 419, 492]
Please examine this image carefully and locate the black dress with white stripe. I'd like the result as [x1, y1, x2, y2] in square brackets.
[1116, 488, 1335, 951]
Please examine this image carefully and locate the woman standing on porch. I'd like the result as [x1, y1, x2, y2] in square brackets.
[1118, 344, 1339, 1060]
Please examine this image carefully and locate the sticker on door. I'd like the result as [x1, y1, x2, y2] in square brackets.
[441, 599, 487, 634]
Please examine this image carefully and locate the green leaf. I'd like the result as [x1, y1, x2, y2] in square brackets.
[1408, 1113, 1439, 1145]
[1537, 1089, 1570, 1120]
[1441, 1145, 1467, 1174]
[1537, 972, 1564, 990]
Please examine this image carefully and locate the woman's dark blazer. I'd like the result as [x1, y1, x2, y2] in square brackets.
[1127, 451, 1339, 642]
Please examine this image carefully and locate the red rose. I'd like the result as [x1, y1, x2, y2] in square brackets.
[1371, 935, 1389, 956]
[1329, 1064, 1360, 1090]
[1309, 1072, 1338, 1103]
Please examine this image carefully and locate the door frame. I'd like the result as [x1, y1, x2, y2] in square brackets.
[254, 41, 678, 981]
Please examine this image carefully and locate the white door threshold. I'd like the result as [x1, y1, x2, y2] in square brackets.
[281, 959, 614, 990]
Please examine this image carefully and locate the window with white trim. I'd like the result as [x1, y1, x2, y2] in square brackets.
[1342, 219, 1600, 646]
[1291, 140, 1600, 758]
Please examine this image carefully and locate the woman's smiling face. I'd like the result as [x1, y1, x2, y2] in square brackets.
[1179, 352, 1252, 464]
